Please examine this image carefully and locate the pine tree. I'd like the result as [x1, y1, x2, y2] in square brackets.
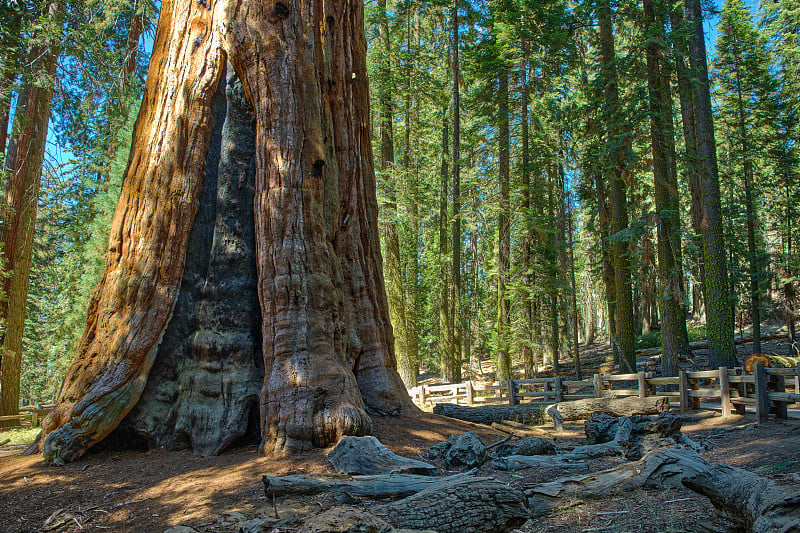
[714, 0, 776, 354]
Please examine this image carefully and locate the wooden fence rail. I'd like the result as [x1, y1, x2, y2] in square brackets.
[409, 362, 800, 424]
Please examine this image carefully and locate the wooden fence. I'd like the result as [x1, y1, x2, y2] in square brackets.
[409, 362, 800, 423]
[0, 403, 55, 429]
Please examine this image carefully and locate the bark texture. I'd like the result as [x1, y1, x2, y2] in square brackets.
[433, 403, 544, 426]
[375, 477, 528, 533]
[0, 1, 60, 418]
[40, 0, 413, 464]
[597, 0, 636, 371]
[685, 0, 735, 367]
[546, 396, 670, 422]
[644, 0, 691, 377]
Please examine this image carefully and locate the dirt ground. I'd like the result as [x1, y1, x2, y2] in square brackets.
[2, 408, 799, 533]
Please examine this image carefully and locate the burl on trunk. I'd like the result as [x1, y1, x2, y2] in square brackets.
[39, 0, 414, 465]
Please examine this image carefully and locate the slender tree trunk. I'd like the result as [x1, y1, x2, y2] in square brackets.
[0, 0, 61, 419]
[685, 0, 736, 367]
[450, 0, 462, 382]
[520, 63, 534, 378]
[644, 0, 690, 377]
[597, 0, 636, 371]
[402, 5, 420, 386]
[376, 0, 412, 387]
[497, 69, 511, 381]
[40, 0, 413, 464]
[733, 58, 761, 354]
[568, 194, 581, 379]
[439, 110, 452, 382]
[578, 32, 617, 361]
[546, 165, 560, 373]
[670, 4, 706, 320]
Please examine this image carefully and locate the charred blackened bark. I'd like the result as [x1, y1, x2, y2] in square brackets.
[40, 0, 413, 464]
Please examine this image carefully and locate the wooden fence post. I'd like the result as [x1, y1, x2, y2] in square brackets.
[754, 363, 769, 425]
[795, 362, 800, 406]
[593, 373, 603, 398]
[554, 376, 563, 403]
[465, 381, 474, 405]
[420, 385, 427, 407]
[719, 367, 732, 419]
[507, 380, 518, 406]
[735, 367, 747, 415]
[637, 371, 647, 399]
[679, 370, 688, 413]
[774, 373, 788, 420]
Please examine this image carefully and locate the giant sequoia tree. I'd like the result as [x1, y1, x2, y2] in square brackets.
[39, 0, 414, 465]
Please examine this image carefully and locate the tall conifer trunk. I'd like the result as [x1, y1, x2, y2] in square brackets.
[376, 0, 412, 387]
[597, 0, 636, 371]
[40, 0, 413, 464]
[450, 0, 462, 382]
[685, 0, 735, 367]
[520, 63, 535, 378]
[497, 69, 511, 381]
[438, 111, 452, 382]
[0, 0, 61, 419]
[732, 54, 761, 354]
[644, 0, 691, 377]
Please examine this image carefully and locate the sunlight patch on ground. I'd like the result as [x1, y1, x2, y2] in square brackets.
[0, 426, 39, 446]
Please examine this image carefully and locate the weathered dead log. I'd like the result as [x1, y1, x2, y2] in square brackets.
[495, 436, 556, 457]
[546, 396, 670, 426]
[374, 476, 528, 533]
[494, 455, 588, 469]
[525, 446, 711, 516]
[525, 444, 800, 532]
[262, 472, 471, 499]
[683, 463, 800, 533]
[327, 436, 437, 476]
[433, 403, 543, 426]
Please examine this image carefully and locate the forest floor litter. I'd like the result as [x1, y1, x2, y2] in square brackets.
[2, 408, 799, 532]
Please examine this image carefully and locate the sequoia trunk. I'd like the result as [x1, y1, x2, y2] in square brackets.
[40, 0, 413, 464]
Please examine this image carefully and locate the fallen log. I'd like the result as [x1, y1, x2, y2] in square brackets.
[490, 421, 551, 438]
[374, 476, 528, 533]
[525, 445, 800, 532]
[683, 463, 800, 533]
[497, 414, 682, 471]
[546, 396, 670, 429]
[262, 472, 471, 499]
[433, 403, 543, 425]
[327, 435, 438, 476]
[525, 446, 712, 517]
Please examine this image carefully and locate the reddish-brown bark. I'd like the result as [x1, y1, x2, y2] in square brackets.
[40, 0, 413, 464]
